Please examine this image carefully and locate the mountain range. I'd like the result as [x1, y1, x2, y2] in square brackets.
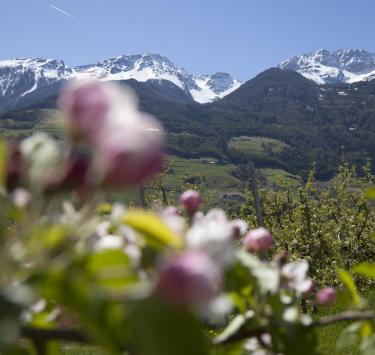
[2, 49, 375, 179]
[0, 54, 242, 112]
[2, 49, 375, 114]
[279, 49, 375, 84]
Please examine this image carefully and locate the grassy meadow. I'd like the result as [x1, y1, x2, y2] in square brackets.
[228, 136, 289, 157]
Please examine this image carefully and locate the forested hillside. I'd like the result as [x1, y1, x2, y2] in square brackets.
[3, 68, 375, 179]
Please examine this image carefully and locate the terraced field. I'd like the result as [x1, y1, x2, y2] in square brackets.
[228, 136, 289, 157]
[164, 156, 239, 189]
[259, 168, 302, 187]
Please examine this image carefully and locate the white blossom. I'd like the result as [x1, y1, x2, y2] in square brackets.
[281, 260, 314, 295]
[186, 209, 235, 267]
[94, 235, 124, 251]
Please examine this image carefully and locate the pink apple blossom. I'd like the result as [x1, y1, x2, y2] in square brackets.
[156, 251, 221, 306]
[96, 113, 164, 186]
[59, 79, 113, 142]
[243, 227, 273, 252]
[179, 190, 202, 216]
[316, 287, 336, 306]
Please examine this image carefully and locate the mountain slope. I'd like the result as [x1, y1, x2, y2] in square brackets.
[279, 49, 375, 84]
[193, 68, 375, 178]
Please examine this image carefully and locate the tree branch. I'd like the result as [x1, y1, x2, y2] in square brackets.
[309, 311, 374, 327]
[214, 311, 374, 346]
[21, 326, 89, 343]
[20, 311, 375, 348]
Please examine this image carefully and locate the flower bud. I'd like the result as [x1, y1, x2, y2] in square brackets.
[243, 227, 273, 252]
[316, 287, 336, 306]
[97, 114, 164, 187]
[58, 80, 112, 142]
[179, 190, 202, 216]
[156, 251, 221, 306]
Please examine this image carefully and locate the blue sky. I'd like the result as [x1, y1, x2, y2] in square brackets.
[1, 0, 375, 80]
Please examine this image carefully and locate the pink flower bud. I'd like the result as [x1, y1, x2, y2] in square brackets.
[59, 80, 112, 142]
[243, 227, 273, 252]
[179, 190, 202, 216]
[97, 114, 164, 186]
[316, 287, 336, 306]
[156, 251, 221, 306]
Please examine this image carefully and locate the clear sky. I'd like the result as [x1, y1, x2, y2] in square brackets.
[1, 0, 375, 80]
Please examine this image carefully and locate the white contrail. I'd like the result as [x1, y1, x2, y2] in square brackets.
[50, 4, 79, 21]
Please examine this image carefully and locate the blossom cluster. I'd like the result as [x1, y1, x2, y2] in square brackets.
[92, 186, 337, 315]
[8, 78, 338, 313]
[5, 79, 165, 195]
[1, 79, 345, 353]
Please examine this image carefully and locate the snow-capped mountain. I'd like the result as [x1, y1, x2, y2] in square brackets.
[0, 58, 72, 111]
[279, 49, 375, 84]
[74, 54, 242, 104]
[0, 54, 242, 112]
[190, 72, 242, 104]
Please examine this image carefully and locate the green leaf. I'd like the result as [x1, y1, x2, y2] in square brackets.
[0, 293, 22, 346]
[269, 320, 317, 355]
[130, 298, 209, 355]
[229, 291, 248, 314]
[29, 224, 70, 251]
[360, 334, 375, 355]
[337, 322, 362, 350]
[123, 210, 183, 249]
[225, 260, 253, 293]
[86, 249, 136, 290]
[213, 313, 247, 345]
[338, 269, 362, 307]
[97, 202, 112, 215]
[213, 310, 266, 346]
[352, 263, 375, 279]
[211, 342, 245, 355]
[41, 341, 62, 355]
[87, 249, 130, 270]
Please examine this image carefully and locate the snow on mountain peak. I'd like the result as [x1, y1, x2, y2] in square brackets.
[279, 49, 375, 84]
[190, 72, 242, 104]
[0, 54, 241, 108]
[0, 58, 72, 103]
[74, 53, 188, 89]
[74, 54, 242, 103]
